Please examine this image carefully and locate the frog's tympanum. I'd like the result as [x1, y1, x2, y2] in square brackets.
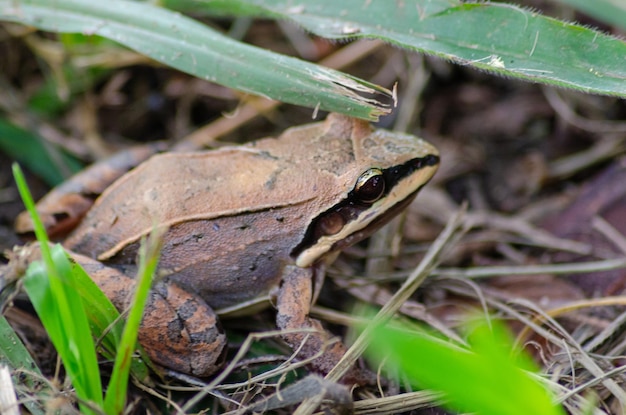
[15, 113, 439, 383]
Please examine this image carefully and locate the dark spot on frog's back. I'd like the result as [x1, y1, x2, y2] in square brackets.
[248, 249, 275, 272]
[189, 324, 223, 346]
[147, 187, 159, 202]
[193, 233, 204, 242]
[264, 177, 275, 190]
[166, 318, 185, 342]
[176, 298, 199, 320]
[263, 168, 282, 190]
[362, 137, 377, 149]
[384, 141, 414, 155]
[253, 149, 279, 161]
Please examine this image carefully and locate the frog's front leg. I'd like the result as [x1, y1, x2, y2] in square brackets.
[69, 251, 228, 377]
[277, 265, 372, 385]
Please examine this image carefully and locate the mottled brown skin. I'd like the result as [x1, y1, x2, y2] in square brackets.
[16, 114, 439, 381]
[15, 143, 167, 239]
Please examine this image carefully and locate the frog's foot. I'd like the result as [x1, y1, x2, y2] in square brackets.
[276, 265, 376, 386]
[72, 252, 228, 377]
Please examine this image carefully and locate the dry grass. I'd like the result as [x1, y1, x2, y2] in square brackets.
[1, 4, 626, 414]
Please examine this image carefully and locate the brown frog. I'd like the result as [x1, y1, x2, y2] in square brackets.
[14, 113, 439, 382]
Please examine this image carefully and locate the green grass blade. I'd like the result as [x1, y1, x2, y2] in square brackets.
[0, 120, 82, 186]
[554, 0, 626, 31]
[23, 249, 104, 413]
[0, 0, 392, 120]
[0, 316, 47, 415]
[172, 0, 626, 98]
[66, 256, 151, 383]
[0, 315, 42, 378]
[366, 317, 566, 415]
[27, 61, 111, 118]
[103, 229, 163, 414]
[12, 164, 103, 413]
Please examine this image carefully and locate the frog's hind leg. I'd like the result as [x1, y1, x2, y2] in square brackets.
[72, 251, 228, 377]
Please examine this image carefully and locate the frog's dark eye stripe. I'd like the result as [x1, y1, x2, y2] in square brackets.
[291, 153, 440, 258]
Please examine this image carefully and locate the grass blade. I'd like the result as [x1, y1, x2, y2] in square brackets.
[22, 248, 104, 413]
[12, 163, 103, 413]
[66, 255, 152, 383]
[173, 0, 626, 97]
[103, 228, 163, 414]
[0, 0, 392, 120]
[366, 317, 566, 415]
[0, 316, 46, 415]
[0, 120, 82, 186]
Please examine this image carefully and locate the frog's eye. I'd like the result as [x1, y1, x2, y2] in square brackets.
[354, 168, 385, 203]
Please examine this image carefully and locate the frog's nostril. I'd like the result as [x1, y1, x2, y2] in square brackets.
[423, 154, 440, 167]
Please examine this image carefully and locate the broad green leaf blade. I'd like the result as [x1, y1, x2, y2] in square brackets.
[554, 0, 626, 31]
[174, 0, 626, 97]
[66, 254, 151, 382]
[11, 164, 103, 410]
[0, 0, 392, 120]
[23, 248, 103, 412]
[366, 319, 566, 415]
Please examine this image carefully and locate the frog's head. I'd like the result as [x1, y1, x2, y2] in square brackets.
[293, 113, 440, 267]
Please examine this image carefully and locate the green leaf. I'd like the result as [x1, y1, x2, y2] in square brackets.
[66, 254, 151, 383]
[0, 0, 392, 120]
[28, 63, 111, 117]
[554, 0, 626, 31]
[13, 163, 103, 413]
[366, 317, 566, 415]
[0, 316, 41, 378]
[104, 228, 162, 414]
[0, 120, 82, 186]
[0, 316, 47, 415]
[23, 247, 104, 413]
[172, 0, 626, 97]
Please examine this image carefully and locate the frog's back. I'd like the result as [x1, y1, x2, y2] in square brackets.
[64, 144, 326, 261]
[65, 112, 436, 268]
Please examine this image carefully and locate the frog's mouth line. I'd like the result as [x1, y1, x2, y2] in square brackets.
[294, 154, 439, 268]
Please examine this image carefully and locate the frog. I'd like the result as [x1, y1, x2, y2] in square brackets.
[13, 113, 439, 383]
